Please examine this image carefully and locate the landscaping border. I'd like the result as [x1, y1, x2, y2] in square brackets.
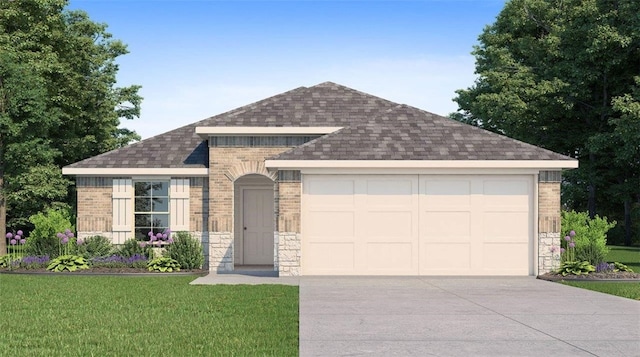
[0, 270, 208, 277]
[537, 274, 640, 282]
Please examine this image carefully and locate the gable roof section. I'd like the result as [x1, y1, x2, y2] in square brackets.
[269, 105, 571, 161]
[63, 81, 576, 173]
[64, 82, 398, 171]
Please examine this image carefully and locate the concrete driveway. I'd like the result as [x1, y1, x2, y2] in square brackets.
[300, 277, 640, 357]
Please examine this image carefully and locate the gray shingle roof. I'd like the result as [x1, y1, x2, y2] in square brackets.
[271, 105, 571, 161]
[65, 82, 573, 169]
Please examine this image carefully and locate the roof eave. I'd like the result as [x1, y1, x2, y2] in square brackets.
[195, 126, 343, 139]
[265, 160, 579, 170]
[62, 167, 209, 176]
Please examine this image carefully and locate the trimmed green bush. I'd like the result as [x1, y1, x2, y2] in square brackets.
[562, 210, 615, 265]
[26, 208, 74, 258]
[76, 235, 114, 259]
[148, 257, 180, 272]
[47, 255, 89, 272]
[116, 238, 152, 259]
[163, 232, 204, 269]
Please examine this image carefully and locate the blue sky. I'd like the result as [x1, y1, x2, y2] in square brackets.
[69, 0, 506, 139]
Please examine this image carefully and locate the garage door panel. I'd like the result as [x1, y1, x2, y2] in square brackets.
[307, 179, 355, 206]
[483, 180, 530, 208]
[482, 243, 529, 274]
[423, 180, 471, 209]
[483, 212, 530, 239]
[420, 243, 471, 273]
[306, 211, 355, 237]
[304, 243, 355, 273]
[366, 179, 414, 206]
[422, 211, 471, 240]
[366, 243, 414, 272]
[365, 211, 413, 238]
[302, 174, 533, 276]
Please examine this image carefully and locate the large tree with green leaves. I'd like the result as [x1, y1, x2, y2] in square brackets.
[452, 0, 640, 245]
[0, 0, 142, 254]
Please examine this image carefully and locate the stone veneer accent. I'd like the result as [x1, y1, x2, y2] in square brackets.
[209, 232, 233, 272]
[538, 171, 562, 273]
[276, 232, 301, 276]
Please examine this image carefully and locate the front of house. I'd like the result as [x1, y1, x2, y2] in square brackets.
[62, 82, 577, 276]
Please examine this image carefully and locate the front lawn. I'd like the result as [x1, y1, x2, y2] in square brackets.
[606, 245, 640, 272]
[562, 281, 640, 301]
[0, 275, 298, 356]
[561, 245, 640, 300]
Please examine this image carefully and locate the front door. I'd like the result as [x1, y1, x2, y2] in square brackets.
[243, 189, 274, 265]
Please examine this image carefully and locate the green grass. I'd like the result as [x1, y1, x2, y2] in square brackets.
[0, 275, 298, 356]
[562, 281, 640, 300]
[606, 245, 640, 272]
[562, 245, 640, 300]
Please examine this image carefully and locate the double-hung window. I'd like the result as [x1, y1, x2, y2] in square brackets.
[134, 181, 170, 240]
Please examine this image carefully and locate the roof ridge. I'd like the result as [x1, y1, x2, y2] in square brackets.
[195, 85, 309, 122]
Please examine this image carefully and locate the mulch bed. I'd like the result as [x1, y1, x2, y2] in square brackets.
[538, 271, 640, 282]
[0, 267, 207, 275]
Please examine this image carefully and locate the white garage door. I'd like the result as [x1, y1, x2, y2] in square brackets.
[301, 175, 533, 276]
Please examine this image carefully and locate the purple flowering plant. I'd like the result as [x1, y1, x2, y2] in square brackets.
[5, 230, 26, 266]
[56, 229, 76, 256]
[18, 255, 51, 270]
[147, 228, 172, 246]
[560, 233, 576, 262]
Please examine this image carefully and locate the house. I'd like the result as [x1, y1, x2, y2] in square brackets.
[62, 82, 578, 276]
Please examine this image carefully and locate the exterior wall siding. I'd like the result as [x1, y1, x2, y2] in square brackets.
[538, 172, 562, 273]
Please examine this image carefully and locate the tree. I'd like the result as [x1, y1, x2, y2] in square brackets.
[0, 0, 142, 254]
[452, 0, 640, 245]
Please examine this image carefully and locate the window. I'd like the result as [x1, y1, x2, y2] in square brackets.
[134, 181, 169, 240]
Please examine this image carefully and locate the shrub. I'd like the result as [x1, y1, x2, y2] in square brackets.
[47, 255, 89, 272]
[163, 232, 204, 269]
[556, 261, 595, 276]
[148, 257, 180, 272]
[116, 238, 152, 259]
[613, 262, 633, 273]
[90, 254, 148, 269]
[561, 211, 615, 265]
[0, 255, 11, 268]
[26, 208, 74, 257]
[76, 236, 114, 259]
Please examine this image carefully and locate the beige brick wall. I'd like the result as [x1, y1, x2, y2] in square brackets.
[278, 181, 301, 233]
[538, 181, 561, 233]
[208, 147, 288, 232]
[76, 177, 113, 233]
[189, 177, 209, 232]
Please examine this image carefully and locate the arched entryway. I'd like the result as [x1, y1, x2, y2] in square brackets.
[234, 174, 275, 267]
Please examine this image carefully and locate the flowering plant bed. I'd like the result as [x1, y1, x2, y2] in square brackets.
[0, 266, 207, 275]
[538, 271, 640, 281]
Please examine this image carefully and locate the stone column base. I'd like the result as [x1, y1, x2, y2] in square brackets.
[276, 232, 301, 276]
[209, 232, 233, 272]
[538, 232, 561, 273]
